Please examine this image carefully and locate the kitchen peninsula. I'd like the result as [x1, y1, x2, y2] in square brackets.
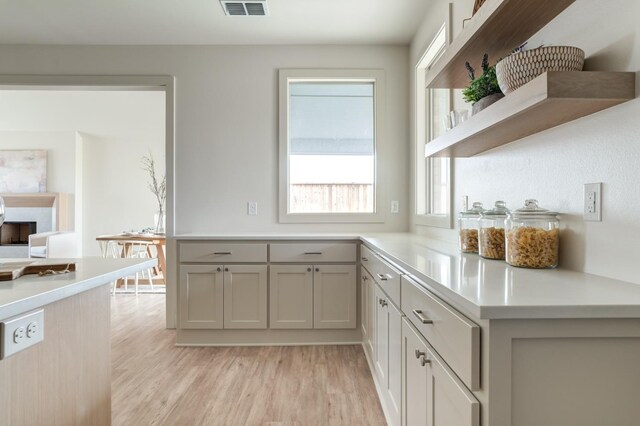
[0, 257, 156, 426]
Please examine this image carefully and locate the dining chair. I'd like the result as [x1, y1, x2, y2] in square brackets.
[120, 240, 156, 295]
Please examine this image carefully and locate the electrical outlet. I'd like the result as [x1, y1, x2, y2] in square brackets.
[247, 201, 258, 216]
[391, 201, 399, 213]
[584, 183, 602, 221]
[1, 310, 44, 359]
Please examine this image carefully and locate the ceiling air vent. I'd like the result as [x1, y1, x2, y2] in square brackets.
[220, 0, 269, 16]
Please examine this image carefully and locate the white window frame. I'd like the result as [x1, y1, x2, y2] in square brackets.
[278, 69, 385, 223]
[414, 12, 454, 229]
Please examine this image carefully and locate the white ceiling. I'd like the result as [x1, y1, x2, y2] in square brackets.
[0, 0, 430, 45]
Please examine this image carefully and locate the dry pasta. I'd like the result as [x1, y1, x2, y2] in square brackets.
[480, 227, 505, 260]
[506, 227, 559, 268]
[459, 229, 479, 253]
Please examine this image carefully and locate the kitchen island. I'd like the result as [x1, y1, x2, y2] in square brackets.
[0, 257, 156, 426]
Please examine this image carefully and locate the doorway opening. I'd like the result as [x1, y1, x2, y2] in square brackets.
[0, 75, 176, 328]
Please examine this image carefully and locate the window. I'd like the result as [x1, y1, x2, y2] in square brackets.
[415, 20, 454, 228]
[279, 69, 385, 223]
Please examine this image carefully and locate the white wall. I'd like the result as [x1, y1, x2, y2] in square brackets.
[411, 0, 640, 285]
[0, 91, 166, 256]
[0, 45, 410, 235]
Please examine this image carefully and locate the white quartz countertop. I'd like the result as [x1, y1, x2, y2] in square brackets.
[360, 233, 640, 320]
[0, 257, 156, 320]
[173, 232, 640, 320]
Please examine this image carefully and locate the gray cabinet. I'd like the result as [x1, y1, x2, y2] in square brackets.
[402, 318, 480, 426]
[223, 265, 268, 329]
[269, 265, 313, 329]
[361, 267, 375, 358]
[179, 264, 267, 330]
[314, 264, 357, 329]
[375, 285, 402, 426]
[179, 265, 224, 329]
[270, 264, 356, 329]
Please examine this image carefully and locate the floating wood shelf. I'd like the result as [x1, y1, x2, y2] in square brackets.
[425, 0, 576, 88]
[425, 71, 636, 158]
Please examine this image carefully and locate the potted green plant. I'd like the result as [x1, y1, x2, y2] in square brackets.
[463, 53, 504, 115]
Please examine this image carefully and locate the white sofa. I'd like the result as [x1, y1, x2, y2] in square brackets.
[28, 231, 78, 258]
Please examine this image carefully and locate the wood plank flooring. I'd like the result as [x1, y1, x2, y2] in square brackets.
[111, 294, 386, 425]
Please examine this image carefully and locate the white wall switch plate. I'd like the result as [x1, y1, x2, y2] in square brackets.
[247, 201, 258, 216]
[391, 200, 399, 213]
[584, 182, 602, 221]
[1, 309, 44, 359]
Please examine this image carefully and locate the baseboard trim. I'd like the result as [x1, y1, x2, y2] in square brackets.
[175, 341, 361, 347]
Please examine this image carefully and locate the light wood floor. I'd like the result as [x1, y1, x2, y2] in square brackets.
[111, 294, 386, 425]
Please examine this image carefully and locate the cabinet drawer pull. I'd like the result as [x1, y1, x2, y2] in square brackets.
[304, 252, 323, 255]
[420, 356, 431, 367]
[412, 309, 433, 324]
[377, 273, 388, 281]
[361, 257, 369, 261]
[415, 349, 426, 359]
[214, 251, 232, 255]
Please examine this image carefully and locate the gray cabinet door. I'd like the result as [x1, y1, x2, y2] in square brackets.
[402, 318, 428, 426]
[427, 345, 480, 426]
[402, 318, 480, 426]
[179, 265, 224, 329]
[313, 264, 356, 329]
[361, 269, 370, 345]
[387, 300, 402, 426]
[223, 265, 268, 329]
[270, 265, 313, 329]
[375, 285, 389, 385]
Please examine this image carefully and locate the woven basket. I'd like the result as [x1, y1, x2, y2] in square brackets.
[496, 46, 585, 94]
[472, 0, 486, 15]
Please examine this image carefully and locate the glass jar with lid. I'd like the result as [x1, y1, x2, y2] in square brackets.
[479, 201, 509, 260]
[505, 199, 560, 268]
[458, 202, 484, 253]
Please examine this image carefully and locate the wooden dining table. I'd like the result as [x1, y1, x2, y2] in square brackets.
[96, 234, 166, 283]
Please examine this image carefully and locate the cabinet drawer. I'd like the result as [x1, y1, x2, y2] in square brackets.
[362, 245, 402, 306]
[270, 243, 356, 263]
[401, 276, 480, 391]
[360, 245, 376, 273]
[179, 243, 267, 263]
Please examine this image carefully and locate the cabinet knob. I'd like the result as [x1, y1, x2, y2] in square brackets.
[363, 276, 368, 281]
[315, 268, 319, 272]
[307, 267, 312, 272]
[224, 267, 229, 272]
[361, 257, 368, 261]
[380, 299, 388, 307]
[216, 267, 222, 272]
[415, 349, 426, 359]
[420, 356, 431, 367]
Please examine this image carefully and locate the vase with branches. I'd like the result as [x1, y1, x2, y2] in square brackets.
[141, 152, 166, 233]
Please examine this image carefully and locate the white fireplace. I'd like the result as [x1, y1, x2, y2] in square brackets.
[0, 193, 66, 258]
